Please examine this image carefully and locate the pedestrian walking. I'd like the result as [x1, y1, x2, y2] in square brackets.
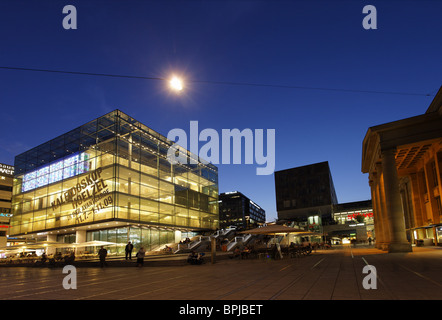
[125, 241, 134, 260]
[136, 247, 146, 267]
[98, 246, 108, 268]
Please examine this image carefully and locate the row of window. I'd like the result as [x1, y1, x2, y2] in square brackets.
[10, 206, 218, 235]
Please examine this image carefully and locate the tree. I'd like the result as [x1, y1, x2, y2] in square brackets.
[355, 214, 365, 223]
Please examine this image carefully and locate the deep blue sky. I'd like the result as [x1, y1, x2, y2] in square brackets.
[1, 0, 441, 222]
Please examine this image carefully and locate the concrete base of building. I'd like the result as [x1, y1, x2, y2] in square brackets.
[387, 242, 412, 253]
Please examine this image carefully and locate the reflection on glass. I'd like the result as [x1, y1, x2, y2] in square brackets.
[11, 110, 219, 238]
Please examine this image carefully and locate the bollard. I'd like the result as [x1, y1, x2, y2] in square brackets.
[211, 237, 216, 264]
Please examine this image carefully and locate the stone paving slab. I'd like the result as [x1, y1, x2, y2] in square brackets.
[1, 245, 442, 305]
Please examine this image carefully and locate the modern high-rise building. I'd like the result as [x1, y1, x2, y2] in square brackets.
[219, 191, 266, 229]
[9, 110, 219, 254]
[274, 161, 338, 226]
[0, 163, 14, 248]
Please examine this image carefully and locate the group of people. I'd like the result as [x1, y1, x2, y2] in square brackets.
[230, 245, 253, 259]
[162, 245, 173, 253]
[19, 252, 37, 258]
[124, 241, 146, 267]
[187, 251, 205, 265]
[98, 241, 146, 268]
[179, 237, 191, 244]
[37, 251, 75, 266]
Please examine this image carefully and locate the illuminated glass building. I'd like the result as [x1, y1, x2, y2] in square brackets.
[10, 110, 218, 254]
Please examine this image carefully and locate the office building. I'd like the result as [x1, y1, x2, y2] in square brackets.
[0, 164, 14, 248]
[274, 161, 338, 228]
[219, 191, 265, 229]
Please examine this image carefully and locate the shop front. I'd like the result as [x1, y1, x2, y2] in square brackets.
[412, 225, 442, 246]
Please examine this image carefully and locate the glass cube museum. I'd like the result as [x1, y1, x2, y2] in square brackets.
[9, 110, 219, 254]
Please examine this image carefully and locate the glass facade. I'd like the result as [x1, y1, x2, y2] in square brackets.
[324, 200, 375, 243]
[10, 110, 219, 248]
[332, 200, 373, 225]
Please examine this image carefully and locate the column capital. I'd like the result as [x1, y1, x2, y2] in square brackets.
[369, 171, 378, 184]
[375, 161, 383, 171]
[380, 147, 397, 157]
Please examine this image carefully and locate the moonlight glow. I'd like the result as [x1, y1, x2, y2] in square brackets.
[170, 76, 183, 91]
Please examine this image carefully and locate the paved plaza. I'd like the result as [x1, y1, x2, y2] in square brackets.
[1, 245, 442, 301]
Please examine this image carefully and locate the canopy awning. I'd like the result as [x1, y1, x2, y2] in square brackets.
[71, 241, 117, 247]
[0, 242, 76, 251]
[0, 240, 117, 252]
[239, 224, 320, 236]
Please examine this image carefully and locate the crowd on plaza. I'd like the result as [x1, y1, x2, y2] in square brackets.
[186, 251, 205, 265]
[1, 232, 335, 268]
[226, 242, 315, 260]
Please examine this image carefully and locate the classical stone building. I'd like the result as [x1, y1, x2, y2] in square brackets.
[362, 87, 442, 252]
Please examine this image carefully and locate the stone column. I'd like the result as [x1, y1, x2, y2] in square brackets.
[375, 185, 385, 248]
[174, 230, 182, 244]
[370, 173, 383, 249]
[75, 230, 87, 255]
[409, 173, 424, 227]
[376, 163, 389, 250]
[435, 153, 442, 225]
[381, 148, 412, 252]
[47, 234, 57, 256]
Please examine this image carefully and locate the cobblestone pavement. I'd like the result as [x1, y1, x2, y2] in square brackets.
[1, 245, 442, 301]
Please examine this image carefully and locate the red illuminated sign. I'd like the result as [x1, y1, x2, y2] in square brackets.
[347, 212, 373, 219]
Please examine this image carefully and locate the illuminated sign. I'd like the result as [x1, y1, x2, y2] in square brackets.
[22, 153, 90, 192]
[0, 213, 13, 217]
[50, 166, 113, 224]
[0, 163, 14, 177]
[347, 212, 373, 220]
[250, 200, 262, 210]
